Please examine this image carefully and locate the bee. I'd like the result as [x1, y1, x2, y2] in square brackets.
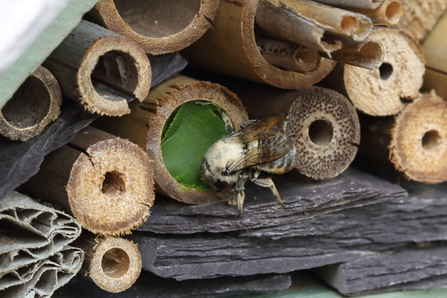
[201, 114, 297, 214]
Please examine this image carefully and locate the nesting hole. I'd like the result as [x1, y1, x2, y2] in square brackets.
[101, 171, 126, 195]
[422, 130, 441, 152]
[340, 16, 357, 33]
[2, 76, 51, 128]
[386, 1, 403, 22]
[379, 63, 393, 80]
[101, 248, 130, 278]
[114, 0, 201, 38]
[308, 119, 333, 147]
[91, 50, 139, 100]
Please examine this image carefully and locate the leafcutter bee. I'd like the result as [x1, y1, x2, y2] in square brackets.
[200, 114, 296, 214]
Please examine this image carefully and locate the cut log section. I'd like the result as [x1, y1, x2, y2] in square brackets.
[181, 0, 337, 89]
[93, 74, 249, 205]
[43, 19, 151, 116]
[19, 126, 154, 235]
[359, 93, 447, 184]
[231, 85, 360, 179]
[394, 0, 447, 42]
[74, 233, 142, 293]
[86, 0, 220, 55]
[323, 27, 425, 116]
[0, 66, 62, 141]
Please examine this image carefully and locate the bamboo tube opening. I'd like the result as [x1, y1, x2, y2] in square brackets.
[3, 76, 51, 129]
[114, 0, 201, 38]
[101, 171, 126, 195]
[88, 237, 142, 293]
[385, 1, 402, 23]
[379, 62, 393, 80]
[422, 130, 441, 152]
[308, 119, 334, 147]
[91, 50, 139, 98]
[101, 247, 131, 278]
[0, 66, 62, 141]
[340, 16, 358, 33]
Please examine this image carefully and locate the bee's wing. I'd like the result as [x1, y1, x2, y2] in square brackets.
[226, 114, 285, 143]
[226, 130, 293, 174]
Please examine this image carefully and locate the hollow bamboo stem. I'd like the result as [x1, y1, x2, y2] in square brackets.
[86, 0, 220, 55]
[256, 37, 321, 73]
[228, 84, 360, 179]
[359, 93, 447, 184]
[181, 0, 336, 89]
[19, 126, 154, 236]
[0, 66, 62, 141]
[321, 27, 425, 116]
[74, 233, 142, 293]
[312, 0, 384, 9]
[347, 0, 403, 26]
[43, 19, 151, 116]
[93, 74, 249, 205]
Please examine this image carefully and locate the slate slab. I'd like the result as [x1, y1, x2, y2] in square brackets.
[137, 167, 407, 234]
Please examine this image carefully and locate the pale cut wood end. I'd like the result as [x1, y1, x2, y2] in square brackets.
[67, 138, 154, 235]
[390, 93, 447, 184]
[88, 237, 142, 293]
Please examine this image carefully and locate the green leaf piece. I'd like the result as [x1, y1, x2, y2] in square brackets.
[161, 101, 232, 191]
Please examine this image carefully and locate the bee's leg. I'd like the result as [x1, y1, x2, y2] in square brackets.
[220, 111, 235, 134]
[250, 170, 285, 208]
[227, 172, 249, 215]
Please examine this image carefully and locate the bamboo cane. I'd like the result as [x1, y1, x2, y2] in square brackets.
[312, 0, 384, 9]
[19, 126, 154, 236]
[86, 0, 220, 55]
[346, 0, 403, 26]
[358, 93, 447, 184]
[322, 27, 425, 116]
[74, 233, 141, 293]
[0, 66, 62, 141]
[93, 74, 249, 205]
[181, 0, 337, 89]
[43, 20, 151, 116]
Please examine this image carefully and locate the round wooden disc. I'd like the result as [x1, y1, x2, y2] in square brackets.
[390, 93, 447, 184]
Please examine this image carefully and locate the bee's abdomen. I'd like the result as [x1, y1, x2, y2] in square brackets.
[257, 146, 296, 174]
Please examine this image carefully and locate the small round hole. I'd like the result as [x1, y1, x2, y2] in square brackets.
[379, 63, 393, 80]
[101, 171, 126, 195]
[308, 119, 333, 147]
[340, 16, 357, 33]
[2, 76, 51, 128]
[422, 130, 441, 151]
[101, 248, 130, 278]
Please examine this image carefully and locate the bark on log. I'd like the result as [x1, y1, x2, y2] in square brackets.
[86, 0, 220, 55]
[322, 27, 425, 116]
[93, 74, 248, 205]
[229, 85, 360, 179]
[0, 66, 62, 141]
[19, 126, 155, 236]
[43, 19, 151, 116]
[181, 0, 337, 89]
[74, 233, 142, 293]
[359, 93, 447, 184]
[394, 0, 447, 42]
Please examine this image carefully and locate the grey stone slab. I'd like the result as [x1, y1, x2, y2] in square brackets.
[137, 167, 407, 234]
